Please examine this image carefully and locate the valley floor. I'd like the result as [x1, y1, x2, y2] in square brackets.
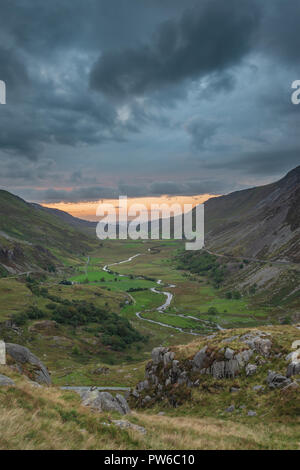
[0, 239, 296, 388]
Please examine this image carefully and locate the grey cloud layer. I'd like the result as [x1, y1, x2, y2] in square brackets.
[90, 0, 260, 99]
[0, 0, 299, 202]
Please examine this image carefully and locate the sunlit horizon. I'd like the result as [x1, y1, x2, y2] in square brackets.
[42, 194, 218, 222]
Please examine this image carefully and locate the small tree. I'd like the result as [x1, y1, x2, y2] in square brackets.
[208, 307, 218, 315]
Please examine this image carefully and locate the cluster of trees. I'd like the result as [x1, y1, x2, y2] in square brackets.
[49, 300, 146, 350]
[126, 287, 148, 293]
[225, 291, 241, 300]
[177, 251, 226, 288]
[14, 278, 147, 351]
[26, 277, 49, 297]
[13, 306, 47, 325]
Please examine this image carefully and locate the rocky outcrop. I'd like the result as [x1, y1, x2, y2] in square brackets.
[130, 330, 285, 408]
[266, 371, 292, 389]
[131, 342, 255, 407]
[5, 343, 51, 385]
[239, 331, 272, 357]
[0, 374, 15, 387]
[81, 390, 130, 415]
[192, 345, 253, 379]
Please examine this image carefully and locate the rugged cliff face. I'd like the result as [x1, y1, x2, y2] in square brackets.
[130, 326, 300, 410]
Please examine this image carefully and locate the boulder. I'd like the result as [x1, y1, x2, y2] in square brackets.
[246, 364, 257, 376]
[225, 348, 234, 360]
[252, 385, 264, 392]
[136, 380, 149, 392]
[266, 370, 292, 389]
[5, 343, 51, 385]
[247, 410, 257, 417]
[163, 351, 175, 366]
[177, 371, 189, 385]
[151, 347, 168, 365]
[235, 349, 253, 367]
[286, 362, 300, 378]
[81, 390, 130, 415]
[132, 389, 139, 399]
[254, 338, 272, 357]
[225, 405, 235, 413]
[0, 374, 15, 387]
[115, 393, 131, 414]
[193, 346, 208, 370]
[112, 420, 146, 435]
[142, 395, 151, 406]
[172, 360, 180, 374]
[210, 359, 239, 379]
[241, 332, 272, 357]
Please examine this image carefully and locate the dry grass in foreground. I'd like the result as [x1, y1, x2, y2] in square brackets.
[0, 365, 299, 450]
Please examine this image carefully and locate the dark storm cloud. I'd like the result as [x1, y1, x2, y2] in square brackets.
[0, 47, 29, 93]
[21, 186, 118, 204]
[258, 0, 300, 65]
[198, 73, 236, 100]
[150, 181, 185, 195]
[118, 183, 147, 197]
[185, 118, 220, 150]
[149, 179, 234, 196]
[90, 0, 260, 100]
[0, 0, 299, 203]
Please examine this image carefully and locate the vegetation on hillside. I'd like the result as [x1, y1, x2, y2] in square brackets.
[10, 278, 146, 352]
[0, 190, 98, 275]
[176, 250, 226, 288]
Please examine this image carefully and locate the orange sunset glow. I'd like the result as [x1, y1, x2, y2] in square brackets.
[42, 194, 217, 221]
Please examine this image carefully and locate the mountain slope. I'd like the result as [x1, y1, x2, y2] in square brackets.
[180, 166, 300, 311]
[204, 166, 300, 262]
[0, 190, 97, 274]
[32, 204, 97, 236]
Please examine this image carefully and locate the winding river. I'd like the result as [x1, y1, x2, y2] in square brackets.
[102, 253, 206, 335]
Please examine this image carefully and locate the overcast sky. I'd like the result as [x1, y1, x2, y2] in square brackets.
[0, 0, 299, 203]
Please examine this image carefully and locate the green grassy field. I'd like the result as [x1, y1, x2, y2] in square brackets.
[0, 238, 282, 387]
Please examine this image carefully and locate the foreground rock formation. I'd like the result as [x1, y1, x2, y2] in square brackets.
[80, 389, 130, 415]
[131, 328, 300, 408]
[2, 342, 51, 385]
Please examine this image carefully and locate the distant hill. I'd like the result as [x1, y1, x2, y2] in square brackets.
[0, 190, 98, 275]
[31, 203, 97, 236]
